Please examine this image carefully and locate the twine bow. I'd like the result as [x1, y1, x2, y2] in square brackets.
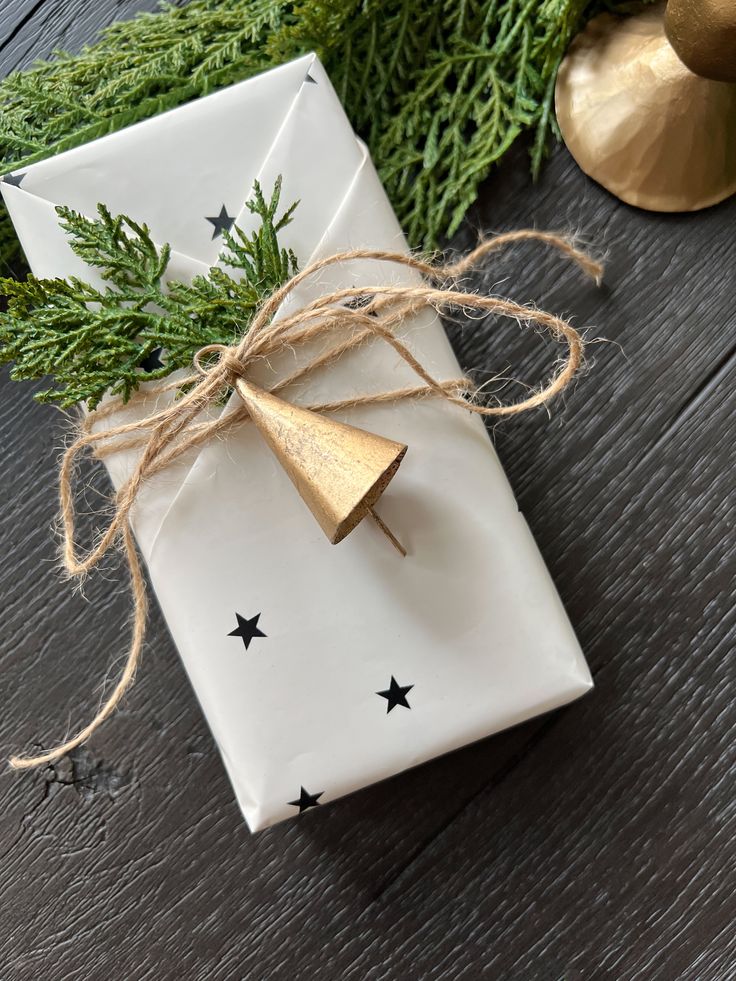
[9, 232, 602, 770]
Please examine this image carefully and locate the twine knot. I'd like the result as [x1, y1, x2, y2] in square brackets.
[8, 232, 603, 771]
[192, 343, 256, 386]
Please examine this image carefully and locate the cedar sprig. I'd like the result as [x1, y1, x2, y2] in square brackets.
[0, 0, 654, 276]
[0, 177, 298, 408]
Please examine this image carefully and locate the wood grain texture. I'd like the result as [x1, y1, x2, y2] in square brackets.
[0, 3, 734, 979]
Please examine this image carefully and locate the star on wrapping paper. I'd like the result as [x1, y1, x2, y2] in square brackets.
[206, 205, 236, 239]
[376, 676, 414, 713]
[1, 172, 25, 187]
[288, 787, 323, 812]
[228, 612, 266, 650]
[345, 293, 378, 317]
[139, 347, 164, 372]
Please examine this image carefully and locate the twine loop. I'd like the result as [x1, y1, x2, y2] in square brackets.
[9, 232, 602, 771]
[192, 343, 252, 384]
[192, 342, 231, 377]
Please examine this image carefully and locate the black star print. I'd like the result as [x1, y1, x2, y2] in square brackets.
[376, 676, 413, 713]
[345, 293, 378, 316]
[228, 612, 266, 650]
[205, 205, 235, 239]
[139, 347, 164, 372]
[288, 786, 323, 812]
[2, 172, 25, 187]
[305, 72, 317, 84]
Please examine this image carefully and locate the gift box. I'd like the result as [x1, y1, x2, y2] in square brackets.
[1, 53, 592, 831]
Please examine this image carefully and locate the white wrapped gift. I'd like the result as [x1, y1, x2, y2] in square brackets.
[1, 54, 592, 831]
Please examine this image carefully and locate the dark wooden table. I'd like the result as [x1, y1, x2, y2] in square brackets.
[1, 3, 734, 979]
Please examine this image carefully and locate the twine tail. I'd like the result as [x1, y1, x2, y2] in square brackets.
[9, 524, 148, 770]
[8, 417, 157, 770]
[444, 230, 604, 285]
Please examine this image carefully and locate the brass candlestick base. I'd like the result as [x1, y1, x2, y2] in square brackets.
[555, 4, 736, 212]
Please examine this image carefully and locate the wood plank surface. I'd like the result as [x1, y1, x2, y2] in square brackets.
[0, 3, 734, 979]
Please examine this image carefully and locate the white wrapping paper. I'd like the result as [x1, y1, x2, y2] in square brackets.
[2, 54, 592, 831]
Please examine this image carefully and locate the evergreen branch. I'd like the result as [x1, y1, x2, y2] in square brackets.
[0, 179, 298, 408]
[0, 0, 653, 276]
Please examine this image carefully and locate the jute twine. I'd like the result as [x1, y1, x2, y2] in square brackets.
[9, 232, 602, 770]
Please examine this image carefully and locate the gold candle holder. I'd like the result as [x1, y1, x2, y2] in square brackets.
[555, 1, 736, 212]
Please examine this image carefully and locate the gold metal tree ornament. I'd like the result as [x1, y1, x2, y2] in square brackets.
[555, 0, 736, 212]
[235, 379, 408, 555]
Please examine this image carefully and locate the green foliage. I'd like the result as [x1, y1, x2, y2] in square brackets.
[0, 179, 298, 407]
[0, 0, 609, 272]
[274, 0, 592, 247]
